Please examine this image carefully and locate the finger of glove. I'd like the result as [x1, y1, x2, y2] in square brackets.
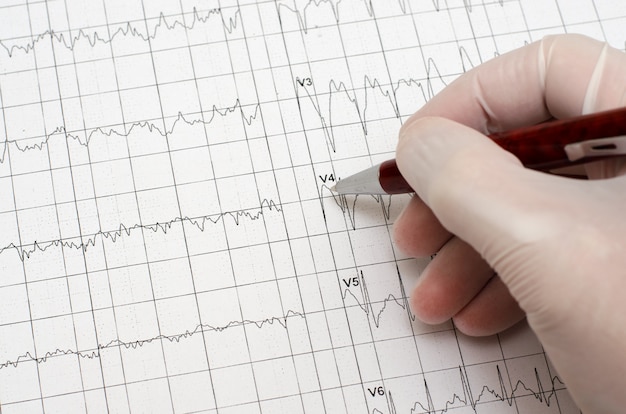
[410, 236, 493, 325]
[393, 195, 451, 257]
[401, 34, 626, 137]
[453, 275, 525, 337]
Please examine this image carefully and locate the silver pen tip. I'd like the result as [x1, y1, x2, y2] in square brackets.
[330, 185, 337, 192]
[331, 164, 385, 195]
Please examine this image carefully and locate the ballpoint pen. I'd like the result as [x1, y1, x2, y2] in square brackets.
[332, 106, 626, 195]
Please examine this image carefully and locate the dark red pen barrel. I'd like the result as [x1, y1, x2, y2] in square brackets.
[381, 107, 626, 194]
[489, 107, 626, 169]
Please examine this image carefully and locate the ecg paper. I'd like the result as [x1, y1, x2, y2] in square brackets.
[0, 0, 624, 413]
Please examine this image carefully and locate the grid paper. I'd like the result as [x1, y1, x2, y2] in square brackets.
[0, 0, 623, 413]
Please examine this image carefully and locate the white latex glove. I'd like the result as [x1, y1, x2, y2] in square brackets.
[394, 34, 626, 413]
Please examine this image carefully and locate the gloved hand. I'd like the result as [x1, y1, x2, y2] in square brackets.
[393, 34, 626, 413]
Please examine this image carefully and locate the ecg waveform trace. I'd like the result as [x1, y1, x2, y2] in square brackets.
[0, 0, 618, 413]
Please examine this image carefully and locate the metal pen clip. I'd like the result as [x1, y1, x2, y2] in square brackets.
[564, 135, 626, 161]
